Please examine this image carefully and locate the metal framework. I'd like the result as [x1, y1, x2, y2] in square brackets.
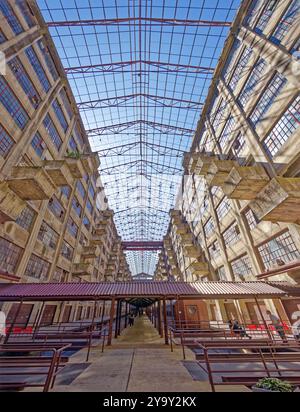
[39, 0, 240, 276]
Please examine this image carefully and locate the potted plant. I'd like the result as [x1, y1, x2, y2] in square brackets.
[252, 377, 297, 392]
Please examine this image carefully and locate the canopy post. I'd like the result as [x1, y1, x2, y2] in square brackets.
[32, 301, 45, 341]
[4, 298, 23, 344]
[158, 299, 163, 337]
[163, 298, 169, 345]
[114, 300, 120, 339]
[86, 299, 98, 362]
[107, 297, 116, 346]
[254, 297, 272, 340]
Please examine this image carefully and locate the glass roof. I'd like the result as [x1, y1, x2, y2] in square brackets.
[38, 0, 241, 276]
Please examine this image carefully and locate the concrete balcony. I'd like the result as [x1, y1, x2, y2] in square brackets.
[183, 245, 200, 258]
[7, 166, 56, 200]
[194, 153, 216, 176]
[174, 223, 188, 235]
[249, 177, 300, 224]
[223, 165, 270, 200]
[42, 160, 74, 187]
[81, 153, 100, 174]
[94, 226, 106, 236]
[72, 262, 94, 276]
[81, 245, 100, 258]
[179, 233, 194, 245]
[64, 157, 85, 178]
[206, 160, 237, 187]
[90, 234, 103, 245]
[0, 182, 26, 223]
[189, 261, 209, 276]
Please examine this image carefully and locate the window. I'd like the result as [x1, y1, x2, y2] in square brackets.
[217, 266, 227, 281]
[76, 180, 86, 199]
[216, 197, 231, 221]
[263, 95, 300, 157]
[16, 0, 35, 28]
[25, 46, 51, 92]
[223, 39, 241, 82]
[37, 39, 59, 81]
[60, 88, 73, 119]
[24, 254, 50, 280]
[68, 136, 79, 153]
[255, 0, 279, 33]
[270, 0, 299, 43]
[219, 116, 236, 151]
[88, 183, 95, 200]
[72, 196, 82, 217]
[67, 217, 78, 238]
[244, 208, 259, 230]
[48, 196, 64, 221]
[86, 199, 93, 215]
[238, 58, 267, 107]
[200, 196, 209, 215]
[43, 114, 62, 150]
[0, 76, 29, 129]
[0, 124, 14, 158]
[52, 98, 68, 132]
[74, 124, 85, 148]
[0, 29, 7, 43]
[211, 99, 227, 132]
[223, 224, 241, 247]
[211, 186, 223, 205]
[0, 0, 23, 34]
[60, 185, 71, 198]
[0, 237, 22, 273]
[228, 47, 253, 92]
[31, 132, 46, 158]
[8, 56, 40, 108]
[244, 0, 264, 27]
[37, 222, 58, 249]
[61, 241, 73, 261]
[250, 73, 287, 127]
[208, 240, 220, 260]
[258, 231, 300, 269]
[204, 218, 215, 239]
[16, 207, 35, 231]
[83, 215, 90, 231]
[231, 254, 252, 280]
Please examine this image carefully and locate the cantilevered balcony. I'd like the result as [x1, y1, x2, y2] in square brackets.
[42, 160, 74, 187]
[174, 223, 188, 235]
[179, 233, 194, 245]
[64, 157, 85, 178]
[90, 234, 103, 245]
[81, 245, 100, 258]
[7, 166, 56, 200]
[72, 262, 94, 276]
[0, 182, 26, 223]
[183, 245, 201, 258]
[94, 226, 107, 236]
[249, 177, 300, 224]
[223, 165, 270, 200]
[193, 153, 216, 176]
[189, 261, 209, 276]
[81, 153, 101, 174]
[205, 160, 237, 187]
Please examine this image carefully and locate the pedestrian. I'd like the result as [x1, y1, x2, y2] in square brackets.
[266, 310, 287, 342]
[232, 319, 252, 339]
[128, 312, 135, 327]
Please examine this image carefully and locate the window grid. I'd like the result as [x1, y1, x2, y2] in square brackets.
[0, 0, 23, 34]
[31, 132, 46, 158]
[25, 46, 51, 92]
[228, 47, 253, 92]
[217, 266, 227, 281]
[212, 99, 227, 132]
[61, 241, 73, 261]
[232, 133, 246, 157]
[86, 199, 93, 215]
[37, 39, 59, 81]
[244, 0, 264, 27]
[24, 254, 50, 280]
[68, 136, 79, 153]
[74, 124, 85, 148]
[76, 181, 86, 199]
[250, 73, 287, 127]
[271, 0, 300, 43]
[231, 254, 252, 279]
[60, 88, 73, 119]
[60, 185, 71, 198]
[208, 240, 220, 260]
[238, 58, 267, 107]
[255, 0, 277, 33]
[37, 222, 58, 249]
[223, 224, 241, 247]
[8, 56, 40, 108]
[83, 215, 91, 231]
[15, 206, 35, 231]
[48, 196, 64, 221]
[52, 98, 68, 132]
[67, 217, 78, 238]
[263, 95, 300, 157]
[16, 0, 35, 28]
[216, 197, 231, 221]
[244, 208, 259, 230]
[219, 116, 236, 151]
[258, 231, 300, 269]
[0, 237, 22, 273]
[88, 184, 95, 200]
[43, 114, 62, 151]
[72, 196, 82, 217]
[223, 39, 241, 82]
[204, 218, 215, 238]
[0, 124, 14, 158]
[0, 76, 29, 129]
[0, 29, 7, 43]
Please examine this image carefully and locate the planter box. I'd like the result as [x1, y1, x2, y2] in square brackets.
[65, 157, 85, 178]
[252, 385, 299, 392]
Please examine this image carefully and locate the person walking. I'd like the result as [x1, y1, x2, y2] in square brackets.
[266, 310, 287, 342]
[128, 312, 135, 327]
[232, 320, 252, 339]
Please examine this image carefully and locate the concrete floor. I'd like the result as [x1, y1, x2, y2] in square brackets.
[49, 315, 250, 392]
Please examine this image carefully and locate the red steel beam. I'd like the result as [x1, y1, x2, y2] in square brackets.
[122, 241, 163, 250]
[48, 18, 232, 27]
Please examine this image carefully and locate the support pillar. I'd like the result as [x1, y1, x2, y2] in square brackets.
[115, 300, 120, 339]
[107, 297, 116, 346]
[163, 298, 169, 345]
[4, 299, 23, 344]
[254, 297, 272, 340]
[158, 300, 163, 337]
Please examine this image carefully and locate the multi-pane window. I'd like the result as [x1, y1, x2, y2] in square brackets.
[216, 197, 231, 221]
[76, 180, 86, 199]
[204, 218, 215, 238]
[37, 39, 59, 81]
[15, 207, 35, 231]
[211, 186, 223, 205]
[60, 88, 73, 119]
[88, 183, 96, 200]
[43, 114, 62, 150]
[37, 222, 58, 249]
[16, 0, 35, 28]
[263, 95, 300, 157]
[208, 240, 220, 260]
[31, 132, 46, 158]
[61, 241, 73, 261]
[68, 136, 79, 153]
[0, 29, 6, 43]
[83, 215, 91, 231]
[244, 208, 259, 230]
[200, 196, 209, 215]
[0, 237, 22, 273]
[8, 56, 40, 108]
[238, 58, 267, 107]
[223, 224, 241, 247]
[232, 133, 246, 157]
[72, 196, 82, 217]
[67, 217, 78, 238]
[244, 0, 264, 27]
[217, 266, 227, 281]
[223, 39, 241, 82]
[228, 47, 253, 92]
[86, 199, 93, 215]
[60, 185, 71, 198]
[52, 98, 68, 132]
[0, 76, 29, 129]
[48, 196, 64, 221]
[212, 99, 227, 132]
[250, 73, 287, 127]
[0, 125, 14, 158]
[74, 124, 85, 148]
[255, 0, 278, 33]
[258, 231, 300, 269]
[0, 0, 23, 34]
[271, 0, 300, 44]
[219, 116, 236, 151]
[25, 46, 51, 92]
[231, 254, 252, 280]
[24, 254, 50, 280]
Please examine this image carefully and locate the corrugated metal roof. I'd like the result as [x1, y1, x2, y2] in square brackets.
[0, 281, 286, 301]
